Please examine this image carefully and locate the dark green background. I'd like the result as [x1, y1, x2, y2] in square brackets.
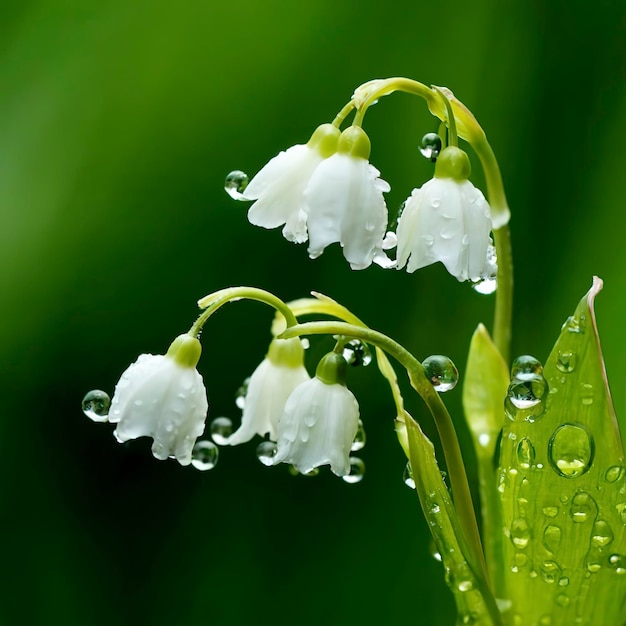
[2, 1, 625, 624]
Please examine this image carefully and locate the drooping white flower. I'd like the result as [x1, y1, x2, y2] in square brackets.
[396, 146, 493, 282]
[304, 126, 390, 270]
[244, 123, 340, 243]
[273, 352, 359, 476]
[109, 334, 208, 466]
[227, 337, 310, 445]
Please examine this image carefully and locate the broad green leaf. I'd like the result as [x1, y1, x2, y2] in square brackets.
[497, 278, 626, 625]
[404, 413, 502, 626]
[462, 323, 510, 598]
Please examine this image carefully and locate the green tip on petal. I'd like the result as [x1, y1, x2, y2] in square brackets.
[307, 123, 341, 158]
[266, 337, 305, 368]
[315, 351, 348, 385]
[166, 334, 202, 368]
[434, 146, 471, 181]
[337, 126, 371, 160]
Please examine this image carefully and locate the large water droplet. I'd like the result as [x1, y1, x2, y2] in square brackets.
[511, 355, 543, 380]
[419, 132, 442, 161]
[82, 390, 111, 422]
[471, 275, 497, 295]
[540, 560, 561, 584]
[342, 457, 365, 484]
[256, 440, 277, 466]
[342, 339, 372, 367]
[507, 374, 548, 410]
[191, 441, 219, 470]
[591, 520, 614, 548]
[210, 416, 233, 445]
[542, 525, 562, 553]
[605, 465, 625, 483]
[351, 420, 366, 451]
[510, 518, 531, 549]
[423, 355, 458, 392]
[556, 350, 577, 373]
[224, 170, 249, 200]
[403, 462, 416, 489]
[517, 437, 536, 469]
[570, 492, 596, 523]
[542, 506, 559, 518]
[235, 377, 250, 409]
[563, 314, 586, 334]
[548, 423, 594, 478]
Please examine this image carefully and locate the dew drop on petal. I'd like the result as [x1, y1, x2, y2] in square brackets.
[342, 457, 365, 484]
[210, 417, 233, 445]
[235, 377, 250, 409]
[342, 339, 372, 367]
[255, 440, 277, 466]
[403, 462, 416, 489]
[351, 420, 366, 451]
[191, 440, 219, 471]
[224, 170, 249, 200]
[82, 390, 111, 423]
[423, 355, 458, 392]
[419, 132, 443, 161]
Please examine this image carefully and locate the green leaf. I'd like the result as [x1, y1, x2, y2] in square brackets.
[497, 278, 626, 625]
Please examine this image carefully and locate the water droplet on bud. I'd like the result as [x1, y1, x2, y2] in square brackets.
[423, 355, 458, 392]
[419, 133, 442, 161]
[82, 390, 111, 422]
[191, 441, 219, 470]
[224, 170, 249, 200]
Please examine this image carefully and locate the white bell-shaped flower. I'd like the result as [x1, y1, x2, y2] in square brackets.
[273, 352, 359, 476]
[304, 126, 390, 270]
[244, 124, 340, 243]
[227, 337, 310, 445]
[396, 146, 493, 282]
[109, 334, 209, 466]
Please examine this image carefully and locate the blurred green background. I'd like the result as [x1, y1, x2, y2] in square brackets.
[2, 0, 625, 624]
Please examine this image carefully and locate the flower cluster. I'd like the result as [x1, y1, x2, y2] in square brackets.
[241, 125, 496, 282]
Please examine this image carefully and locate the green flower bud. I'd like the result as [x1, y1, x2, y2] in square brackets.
[307, 123, 341, 158]
[315, 351, 348, 386]
[337, 126, 371, 160]
[434, 146, 471, 181]
[166, 334, 202, 368]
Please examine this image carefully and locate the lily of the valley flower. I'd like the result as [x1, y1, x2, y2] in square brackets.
[109, 334, 209, 466]
[244, 123, 340, 244]
[273, 351, 359, 476]
[227, 337, 310, 445]
[396, 146, 493, 282]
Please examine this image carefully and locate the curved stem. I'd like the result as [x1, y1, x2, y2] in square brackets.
[280, 320, 489, 588]
[433, 86, 458, 147]
[332, 101, 355, 128]
[193, 287, 297, 337]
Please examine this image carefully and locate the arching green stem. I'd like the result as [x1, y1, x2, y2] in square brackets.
[280, 320, 490, 590]
[193, 287, 297, 338]
[433, 86, 458, 147]
[332, 101, 356, 128]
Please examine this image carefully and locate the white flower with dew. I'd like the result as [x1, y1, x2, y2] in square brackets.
[396, 146, 493, 282]
[244, 124, 340, 244]
[304, 126, 390, 270]
[227, 337, 310, 445]
[109, 334, 208, 466]
[273, 352, 359, 476]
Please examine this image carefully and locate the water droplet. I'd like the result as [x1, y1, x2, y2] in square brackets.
[342, 339, 372, 367]
[429, 539, 442, 562]
[555, 593, 570, 607]
[423, 355, 458, 392]
[542, 525, 562, 553]
[403, 462, 416, 489]
[580, 383, 594, 406]
[517, 437, 536, 469]
[342, 457, 365, 484]
[191, 441, 219, 470]
[548, 424, 595, 478]
[507, 374, 548, 409]
[539, 616, 552, 626]
[570, 492, 596, 523]
[510, 518, 531, 549]
[422, 234, 434, 246]
[556, 350, 577, 373]
[514, 552, 528, 567]
[351, 420, 366, 451]
[471, 276, 497, 295]
[458, 579, 474, 592]
[432, 198, 442, 209]
[224, 170, 249, 200]
[255, 440, 277, 466]
[608, 554, 626, 574]
[289, 465, 319, 477]
[591, 520, 614, 547]
[605, 466, 625, 483]
[235, 377, 250, 409]
[540, 560, 560, 584]
[563, 315, 586, 334]
[543, 506, 559, 517]
[210, 416, 233, 445]
[511, 355, 543, 380]
[558, 576, 569, 587]
[419, 132, 442, 161]
[82, 390, 111, 422]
